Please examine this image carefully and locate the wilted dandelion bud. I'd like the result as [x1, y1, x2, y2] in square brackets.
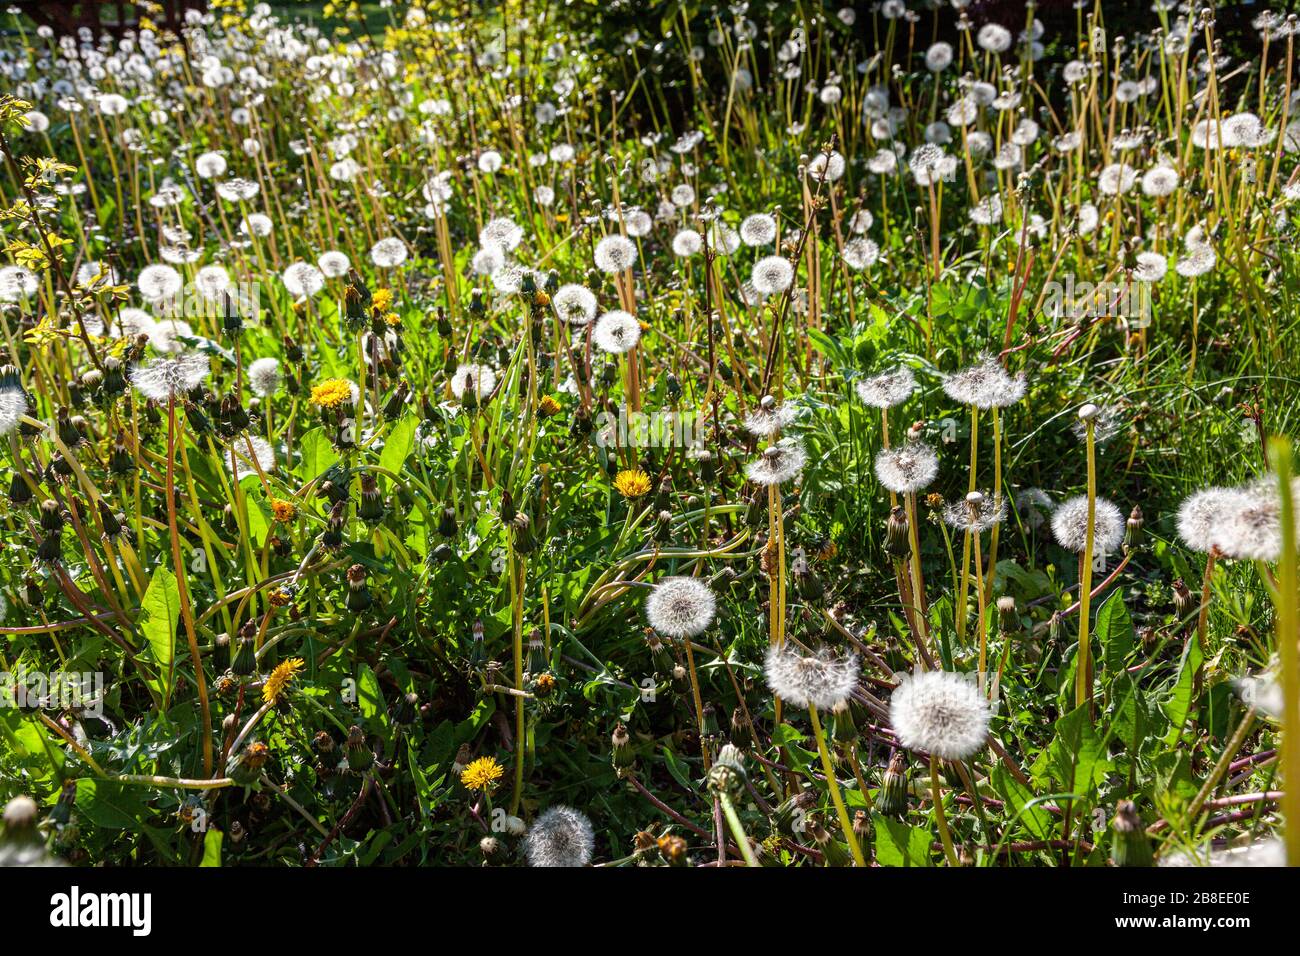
[876, 751, 909, 817]
[523, 805, 595, 867]
[611, 722, 635, 771]
[8, 472, 31, 507]
[345, 564, 372, 612]
[38, 498, 63, 533]
[109, 436, 134, 476]
[657, 833, 688, 866]
[479, 836, 503, 864]
[885, 505, 911, 557]
[653, 509, 673, 544]
[227, 741, 270, 785]
[1110, 800, 1153, 867]
[831, 698, 857, 743]
[1172, 579, 1196, 625]
[1125, 504, 1144, 549]
[773, 790, 815, 838]
[809, 815, 851, 867]
[997, 596, 1021, 637]
[729, 706, 752, 750]
[792, 552, 823, 602]
[358, 474, 386, 525]
[0, 795, 60, 867]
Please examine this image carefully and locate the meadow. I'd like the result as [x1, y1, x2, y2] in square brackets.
[0, 0, 1298, 869]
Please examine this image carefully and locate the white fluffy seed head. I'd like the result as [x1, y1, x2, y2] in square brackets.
[523, 805, 595, 867]
[855, 366, 916, 409]
[742, 400, 797, 439]
[1050, 495, 1126, 554]
[129, 353, 211, 401]
[552, 284, 598, 325]
[874, 441, 939, 494]
[593, 234, 637, 273]
[745, 439, 807, 486]
[1214, 480, 1294, 562]
[450, 363, 497, 403]
[1176, 486, 1242, 554]
[593, 310, 642, 354]
[739, 213, 777, 246]
[645, 576, 717, 638]
[0, 386, 30, 436]
[751, 255, 794, 296]
[941, 355, 1026, 409]
[889, 670, 990, 761]
[764, 644, 859, 711]
[247, 357, 282, 398]
[943, 492, 1007, 532]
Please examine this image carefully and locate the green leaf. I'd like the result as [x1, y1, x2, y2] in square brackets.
[1048, 703, 1109, 797]
[991, 765, 1053, 840]
[298, 427, 339, 480]
[379, 414, 417, 475]
[200, 827, 223, 867]
[1095, 589, 1135, 677]
[75, 779, 150, 830]
[1161, 637, 1203, 743]
[356, 664, 387, 726]
[138, 565, 179, 707]
[871, 813, 933, 867]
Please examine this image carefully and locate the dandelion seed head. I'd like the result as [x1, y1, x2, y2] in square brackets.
[855, 366, 917, 409]
[874, 441, 939, 494]
[764, 644, 858, 710]
[745, 439, 807, 486]
[1050, 495, 1126, 554]
[751, 255, 794, 296]
[593, 310, 642, 354]
[645, 576, 717, 638]
[129, 352, 210, 401]
[941, 356, 1027, 409]
[553, 284, 598, 325]
[890, 670, 990, 761]
[523, 805, 595, 867]
[0, 386, 29, 436]
[247, 357, 282, 398]
[449, 363, 498, 403]
[740, 213, 777, 246]
[593, 234, 637, 273]
[370, 237, 408, 269]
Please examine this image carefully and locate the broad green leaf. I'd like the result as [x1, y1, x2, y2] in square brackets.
[138, 565, 179, 707]
[379, 414, 417, 475]
[1161, 637, 1203, 744]
[75, 779, 150, 830]
[872, 812, 933, 867]
[1095, 589, 1135, 677]
[297, 427, 339, 480]
[1048, 703, 1109, 797]
[356, 663, 387, 726]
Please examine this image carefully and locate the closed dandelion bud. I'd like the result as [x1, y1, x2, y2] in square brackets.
[526, 628, 547, 674]
[853, 810, 871, 845]
[645, 630, 672, 673]
[184, 402, 211, 437]
[8, 472, 31, 506]
[109, 437, 134, 476]
[312, 731, 336, 764]
[24, 576, 43, 609]
[665, 372, 682, 401]
[227, 741, 270, 785]
[382, 382, 408, 419]
[0, 796, 54, 868]
[394, 692, 419, 725]
[831, 699, 857, 743]
[469, 620, 486, 667]
[56, 407, 82, 447]
[38, 499, 63, 533]
[1110, 800, 1153, 867]
[435, 308, 452, 337]
[707, 743, 748, 797]
[499, 489, 516, 523]
[344, 270, 371, 327]
[876, 752, 909, 816]
[1172, 579, 1196, 624]
[232, 626, 257, 677]
[697, 449, 716, 483]
[101, 356, 126, 397]
[611, 722, 635, 771]
[701, 702, 719, 742]
[358, 474, 385, 525]
[599, 359, 617, 386]
[468, 287, 486, 317]
[997, 596, 1022, 637]
[730, 706, 752, 750]
[345, 563, 373, 612]
[793, 553, 823, 602]
[810, 816, 851, 867]
[885, 505, 911, 558]
[346, 725, 374, 772]
[773, 790, 815, 838]
[654, 475, 672, 512]
[653, 509, 673, 543]
[1125, 505, 1144, 550]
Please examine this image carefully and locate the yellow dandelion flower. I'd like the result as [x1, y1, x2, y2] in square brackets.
[262, 657, 305, 705]
[310, 378, 353, 410]
[537, 395, 562, 417]
[614, 468, 652, 499]
[383, 311, 401, 327]
[460, 755, 504, 791]
[271, 498, 297, 523]
[371, 288, 394, 313]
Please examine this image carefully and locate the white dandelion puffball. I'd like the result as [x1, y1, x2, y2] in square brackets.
[477, 150, 504, 174]
[471, 244, 506, 277]
[129, 353, 211, 401]
[742, 400, 798, 439]
[1132, 252, 1168, 283]
[450, 363, 497, 403]
[1212, 480, 1300, 562]
[318, 251, 351, 278]
[136, 264, 183, 303]
[480, 216, 525, 252]
[925, 42, 953, 71]
[875, 442, 940, 494]
[645, 576, 717, 638]
[553, 284, 598, 325]
[0, 386, 30, 436]
[195, 152, 228, 179]
[671, 229, 703, 257]
[751, 256, 794, 296]
[765, 644, 859, 711]
[247, 357, 282, 398]
[805, 150, 845, 182]
[370, 237, 409, 269]
[842, 238, 880, 271]
[282, 261, 325, 298]
[523, 806, 594, 867]
[1050, 495, 1126, 555]
[890, 670, 990, 761]
[593, 310, 642, 354]
[593, 234, 637, 273]
[1141, 165, 1179, 198]
[740, 213, 777, 247]
[942, 356, 1027, 409]
[0, 266, 38, 302]
[976, 23, 1013, 53]
[231, 435, 276, 479]
[1176, 486, 1243, 554]
[1098, 163, 1137, 195]
[745, 439, 807, 486]
[855, 366, 916, 409]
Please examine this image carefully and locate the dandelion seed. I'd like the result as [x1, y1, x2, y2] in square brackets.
[645, 576, 716, 637]
[282, 261, 325, 298]
[740, 213, 777, 246]
[370, 237, 408, 268]
[553, 284, 597, 325]
[751, 255, 794, 295]
[842, 237, 880, 270]
[318, 250, 351, 278]
[942, 355, 1027, 409]
[671, 228, 703, 257]
[136, 264, 183, 302]
[855, 366, 916, 408]
[129, 353, 210, 401]
[874, 442, 939, 494]
[889, 670, 990, 761]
